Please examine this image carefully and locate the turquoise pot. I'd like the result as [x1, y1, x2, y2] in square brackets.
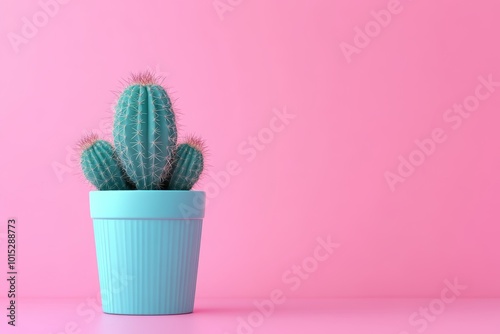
[89, 190, 205, 315]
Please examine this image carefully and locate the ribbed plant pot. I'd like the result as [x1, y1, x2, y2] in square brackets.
[89, 190, 205, 315]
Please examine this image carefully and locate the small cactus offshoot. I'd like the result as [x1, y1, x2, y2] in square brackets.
[167, 136, 205, 190]
[79, 134, 132, 190]
[78, 72, 205, 191]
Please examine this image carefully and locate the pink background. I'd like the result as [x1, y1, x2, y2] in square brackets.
[1, 0, 500, 301]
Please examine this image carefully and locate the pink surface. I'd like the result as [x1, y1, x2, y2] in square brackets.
[1, 298, 500, 334]
[1, 0, 500, 301]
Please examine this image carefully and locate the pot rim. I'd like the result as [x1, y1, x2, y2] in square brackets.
[89, 190, 205, 220]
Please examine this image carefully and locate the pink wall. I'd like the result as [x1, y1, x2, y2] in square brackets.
[1, 0, 500, 299]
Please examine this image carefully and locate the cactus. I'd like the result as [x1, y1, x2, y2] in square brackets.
[113, 72, 177, 190]
[164, 137, 205, 190]
[78, 72, 205, 191]
[79, 134, 131, 190]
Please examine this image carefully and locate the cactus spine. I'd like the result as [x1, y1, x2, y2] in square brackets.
[79, 134, 131, 190]
[113, 78, 177, 190]
[166, 137, 205, 190]
[79, 72, 205, 191]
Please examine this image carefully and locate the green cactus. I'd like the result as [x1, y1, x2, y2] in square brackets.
[79, 134, 131, 190]
[166, 137, 205, 190]
[78, 72, 205, 191]
[113, 72, 177, 190]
